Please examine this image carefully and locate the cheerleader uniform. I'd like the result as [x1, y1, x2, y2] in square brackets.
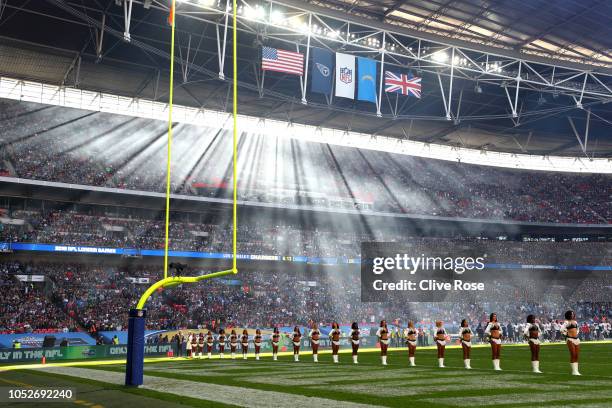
[206, 333, 214, 359]
[376, 326, 389, 365]
[241, 334, 249, 360]
[292, 330, 302, 362]
[523, 323, 542, 373]
[254, 333, 262, 360]
[406, 327, 417, 367]
[460, 327, 472, 369]
[230, 333, 238, 359]
[350, 329, 360, 364]
[271, 332, 280, 361]
[485, 322, 502, 370]
[218, 333, 226, 359]
[329, 328, 341, 364]
[560, 320, 581, 375]
[435, 327, 447, 368]
[197, 333, 205, 358]
[186, 334, 193, 358]
[309, 329, 320, 362]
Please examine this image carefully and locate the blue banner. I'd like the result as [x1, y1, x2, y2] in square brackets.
[2, 242, 611, 270]
[357, 57, 377, 103]
[311, 48, 333, 95]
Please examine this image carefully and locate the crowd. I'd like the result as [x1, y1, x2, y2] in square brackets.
[0, 259, 609, 343]
[1, 100, 610, 224]
[0, 263, 78, 334]
[1, 206, 611, 263]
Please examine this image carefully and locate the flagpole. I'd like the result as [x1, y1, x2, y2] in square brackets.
[301, 13, 312, 105]
[377, 32, 386, 117]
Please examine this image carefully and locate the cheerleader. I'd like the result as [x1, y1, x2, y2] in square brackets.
[459, 319, 472, 369]
[241, 329, 249, 360]
[254, 329, 263, 360]
[309, 324, 321, 363]
[186, 333, 193, 358]
[560, 310, 581, 375]
[350, 322, 360, 364]
[206, 330, 214, 359]
[229, 329, 238, 359]
[376, 320, 389, 365]
[218, 329, 226, 359]
[435, 321, 446, 368]
[329, 322, 341, 364]
[292, 326, 302, 362]
[485, 313, 502, 370]
[524, 315, 542, 373]
[197, 332, 205, 358]
[271, 327, 280, 361]
[406, 321, 417, 367]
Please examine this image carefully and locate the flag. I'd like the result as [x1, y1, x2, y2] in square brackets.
[385, 71, 422, 98]
[357, 57, 377, 103]
[167, 0, 175, 26]
[310, 48, 333, 95]
[261, 46, 304, 75]
[335, 53, 355, 99]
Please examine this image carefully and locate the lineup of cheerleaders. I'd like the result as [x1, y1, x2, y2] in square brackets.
[183, 310, 583, 376]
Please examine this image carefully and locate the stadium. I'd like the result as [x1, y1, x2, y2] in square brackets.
[0, 0, 611, 407]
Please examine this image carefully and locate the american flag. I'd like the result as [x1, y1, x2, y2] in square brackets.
[385, 71, 421, 98]
[261, 46, 304, 76]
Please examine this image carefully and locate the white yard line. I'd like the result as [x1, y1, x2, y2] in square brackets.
[35, 366, 381, 408]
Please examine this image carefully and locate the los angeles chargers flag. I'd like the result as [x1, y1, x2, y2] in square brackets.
[335, 53, 356, 99]
[311, 48, 333, 95]
[357, 57, 377, 103]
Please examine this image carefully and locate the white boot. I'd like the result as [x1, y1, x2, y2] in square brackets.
[243, 353, 247, 360]
[532, 360, 541, 373]
[352, 355, 358, 364]
[438, 358, 445, 368]
[464, 359, 471, 369]
[571, 362, 581, 376]
[256, 353, 260, 360]
[220, 353, 224, 359]
[382, 356, 387, 365]
[493, 359, 502, 370]
[409, 356, 415, 367]
[231, 352, 235, 359]
[313, 354, 318, 363]
[273, 353, 277, 361]
[333, 354, 339, 364]
[294, 354, 299, 362]
[207, 352, 211, 359]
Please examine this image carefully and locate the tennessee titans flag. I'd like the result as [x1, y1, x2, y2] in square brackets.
[357, 57, 377, 103]
[310, 48, 334, 95]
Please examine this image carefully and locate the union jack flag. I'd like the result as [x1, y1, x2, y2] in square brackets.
[384, 71, 421, 98]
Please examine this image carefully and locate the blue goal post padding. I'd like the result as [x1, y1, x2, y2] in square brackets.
[125, 308, 147, 386]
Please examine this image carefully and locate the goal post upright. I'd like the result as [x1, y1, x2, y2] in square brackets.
[125, 0, 239, 386]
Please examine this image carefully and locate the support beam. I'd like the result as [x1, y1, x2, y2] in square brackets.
[123, 0, 134, 42]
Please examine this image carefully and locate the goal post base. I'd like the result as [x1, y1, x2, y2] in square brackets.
[125, 308, 147, 387]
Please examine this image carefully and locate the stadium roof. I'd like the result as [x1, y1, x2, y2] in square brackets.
[306, 0, 612, 68]
[0, 0, 611, 158]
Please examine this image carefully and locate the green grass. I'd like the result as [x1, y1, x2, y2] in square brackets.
[3, 342, 612, 407]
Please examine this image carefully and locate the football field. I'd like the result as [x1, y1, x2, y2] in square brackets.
[2, 342, 612, 407]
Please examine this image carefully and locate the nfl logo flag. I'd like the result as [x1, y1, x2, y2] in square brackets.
[385, 71, 422, 98]
[311, 48, 333, 95]
[335, 53, 356, 99]
[261, 46, 304, 76]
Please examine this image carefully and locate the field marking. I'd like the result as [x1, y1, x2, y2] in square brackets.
[35, 366, 382, 408]
[310, 375, 573, 397]
[421, 389, 612, 406]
